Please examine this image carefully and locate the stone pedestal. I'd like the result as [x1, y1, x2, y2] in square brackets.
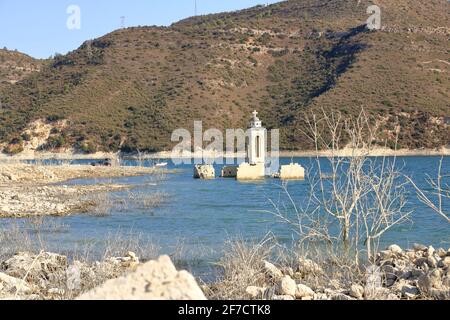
[194, 165, 215, 179]
[236, 163, 265, 180]
[279, 163, 305, 180]
[221, 166, 238, 178]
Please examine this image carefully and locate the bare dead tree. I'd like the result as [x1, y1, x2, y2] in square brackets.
[264, 108, 411, 263]
[407, 156, 450, 223]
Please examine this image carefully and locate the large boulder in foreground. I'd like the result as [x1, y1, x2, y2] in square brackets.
[77, 255, 206, 300]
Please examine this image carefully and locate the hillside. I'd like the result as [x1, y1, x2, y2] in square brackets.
[0, 49, 44, 86]
[0, 0, 448, 154]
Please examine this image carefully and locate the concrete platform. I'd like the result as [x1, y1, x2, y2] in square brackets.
[193, 165, 215, 179]
[279, 163, 305, 180]
[236, 163, 265, 180]
[221, 166, 238, 178]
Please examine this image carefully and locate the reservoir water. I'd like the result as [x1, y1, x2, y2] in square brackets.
[1, 156, 449, 279]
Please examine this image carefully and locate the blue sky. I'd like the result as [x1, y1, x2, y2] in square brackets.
[0, 0, 280, 59]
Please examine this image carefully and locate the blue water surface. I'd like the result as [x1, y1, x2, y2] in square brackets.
[1, 156, 449, 279]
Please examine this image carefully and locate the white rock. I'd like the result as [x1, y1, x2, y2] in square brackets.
[395, 259, 407, 271]
[406, 251, 417, 260]
[0, 272, 31, 294]
[193, 165, 215, 179]
[439, 256, 450, 268]
[297, 257, 323, 275]
[426, 246, 435, 257]
[276, 276, 296, 297]
[388, 244, 403, 254]
[413, 243, 427, 252]
[127, 251, 138, 261]
[295, 284, 315, 299]
[386, 293, 401, 300]
[427, 257, 437, 268]
[55, 204, 65, 213]
[263, 261, 283, 280]
[77, 255, 206, 300]
[48, 288, 65, 295]
[272, 295, 295, 300]
[349, 284, 364, 299]
[436, 248, 447, 258]
[2, 252, 67, 279]
[442, 276, 450, 287]
[418, 269, 443, 293]
[246, 286, 265, 299]
[378, 250, 394, 261]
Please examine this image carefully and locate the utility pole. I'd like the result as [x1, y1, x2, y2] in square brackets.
[194, 0, 197, 16]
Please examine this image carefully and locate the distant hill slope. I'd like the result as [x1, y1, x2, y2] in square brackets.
[0, 0, 448, 154]
[0, 49, 44, 86]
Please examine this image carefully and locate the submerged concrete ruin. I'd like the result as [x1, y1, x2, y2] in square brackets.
[194, 111, 305, 181]
[194, 164, 215, 179]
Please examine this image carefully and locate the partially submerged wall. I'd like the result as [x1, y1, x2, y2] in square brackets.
[236, 163, 265, 180]
[194, 165, 215, 179]
[279, 163, 305, 180]
[221, 166, 238, 178]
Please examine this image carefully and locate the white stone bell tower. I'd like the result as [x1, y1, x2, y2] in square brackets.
[247, 110, 266, 165]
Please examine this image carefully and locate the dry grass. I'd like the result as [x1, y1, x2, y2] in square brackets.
[0, 161, 169, 299]
[99, 230, 160, 262]
[88, 188, 168, 216]
[0, 218, 161, 300]
[124, 190, 168, 210]
[291, 243, 367, 292]
[89, 192, 114, 217]
[83, 168, 168, 216]
[205, 236, 381, 300]
[206, 235, 277, 300]
[0, 222, 34, 261]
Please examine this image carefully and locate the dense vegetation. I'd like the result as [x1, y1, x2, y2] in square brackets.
[0, 0, 448, 154]
[0, 49, 44, 88]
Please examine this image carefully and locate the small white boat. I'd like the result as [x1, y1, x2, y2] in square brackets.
[155, 162, 168, 167]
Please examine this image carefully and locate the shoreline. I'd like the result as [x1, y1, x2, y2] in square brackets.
[0, 147, 448, 161]
[278, 148, 450, 158]
[0, 164, 163, 218]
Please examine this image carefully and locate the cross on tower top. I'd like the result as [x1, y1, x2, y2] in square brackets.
[252, 110, 259, 121]
[250, 110, 262, 128]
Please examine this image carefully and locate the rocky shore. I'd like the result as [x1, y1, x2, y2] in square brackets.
[0, 251, 205, 300]
[139, 146, 450, 159]
[0, 184, 128, 218]
[207, 244, 450, 301]
[2, 146, 448, 163]
[0, 251, 141, 300]
[0, 163, 158, 184]
[1, 244, 448, 300]
[0, 164, 161, 217]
